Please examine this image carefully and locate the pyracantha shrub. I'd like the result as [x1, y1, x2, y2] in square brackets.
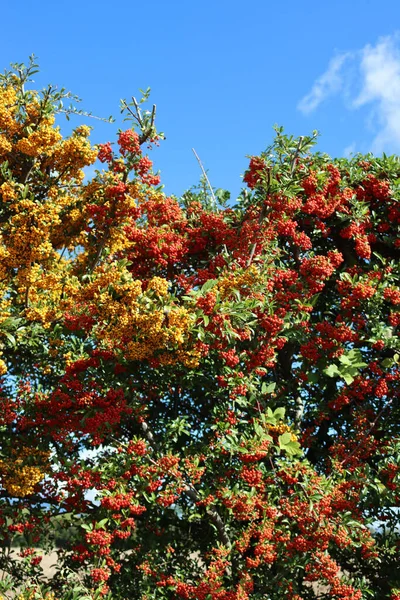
[0, 57, 399, 600]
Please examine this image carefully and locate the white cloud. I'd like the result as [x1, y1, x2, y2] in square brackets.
[297, 53, 351, 114]
[353, 35, 400, 152]
[298, 33, 400, 153]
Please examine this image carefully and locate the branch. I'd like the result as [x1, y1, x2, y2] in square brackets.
[20, 159, 36, 185]
[130, 97, 157, 146]
[275, 341, 305, 427]
[0, 490, 62, 507]
[246, 136, 304, 267]
[192, 148, 217, 208]
[141, 420, 158, 449]
[149, 103, 156, 129]
[337, 398, 394, 470]
[294, 396, 305, 428]
[87, 198, 118, 272]
[290, 136, 304, 176]
[138, 421, 232, 547]
[183, 486, 231, 547]
[246, 168, 271, 267]
[88, 231, 109, 273]
[119, 96, 157, 147]
[131, 97, 143, 127]
[305, 413, 334, 466]
[140, 105, 156, 145]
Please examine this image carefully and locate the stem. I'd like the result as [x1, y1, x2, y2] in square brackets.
[141, 420, 158, 449]
[87, 196, 118, 272]
[88, 231, 108, 272]
[246, 202, 268, 268]
[246, 168, 271, 267]
[24, 285, 30, 309]
[183, 486, 231, 547]
[192, 148, 217, 208]
[294, 396, 304, 427]
[121, 98, 157, 145]
[136, 422, 232, 548]
[132, 97, 143, 127]
[337, 399, 394, 470]
[290, 136, 304, 176]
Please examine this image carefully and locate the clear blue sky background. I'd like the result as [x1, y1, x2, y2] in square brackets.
[2, 0, 400, 199]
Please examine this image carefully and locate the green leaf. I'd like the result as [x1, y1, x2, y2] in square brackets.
[324, 364, 340, 377]
[382, 326, 394, 339]
[278, 432, 292, 446]
[201, 279, 218, 293]
[342, 372, 354, 385]
[262, 381, 276, 394]
[254, 422, 264, 436]
[307, 372, 319, 384]
[339, 354, 352, 366]
[273, 407, 285, 420]
[3, 332, 16, 346]
[188, 513, 202, 522]
[346, 520, 366, 529]
[280, 439, 302, 456]
[95, 518, 109, 529]
[381, 357, 394, 368]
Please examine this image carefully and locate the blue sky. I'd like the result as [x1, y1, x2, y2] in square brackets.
[2, 0, 400, 199]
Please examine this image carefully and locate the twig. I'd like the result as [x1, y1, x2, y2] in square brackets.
[192, 148, 217, 207]
[294, 395, 305, 428]
[150, 103, 156, 129]
[334, 399, 394, 473]
[132, 97, 143, 127]
[121, 97, 157, 145]
[290, 136, 304, 176]
[246, 168, 271, 267]
[24, 285, 30, 309]
[184, 486, 231, 547]
[148, 455, 231, 547]
[113, 424, 232, 548]
[138, 104, 157, 146]
[58, 109, 113, 122]
[141, 420, 158, 449]
[120, 99, 139, 123]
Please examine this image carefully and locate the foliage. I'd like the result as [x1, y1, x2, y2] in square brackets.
[0, 57, 399, 600]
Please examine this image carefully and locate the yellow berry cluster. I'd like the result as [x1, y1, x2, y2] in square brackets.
[0, 446, 50, 497]
[15, 118, 62, 157]
[218, 265, 262, 300]
[8, 593, 58, 600]
[0, 86, 20, 140]
[268, 423, 298, 443]
[63, 266, 196, 365]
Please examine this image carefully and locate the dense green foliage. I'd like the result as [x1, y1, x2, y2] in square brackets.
[0, 58, 399, 600]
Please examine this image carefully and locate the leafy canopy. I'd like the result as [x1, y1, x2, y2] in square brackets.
[0, 57, 399, 600]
